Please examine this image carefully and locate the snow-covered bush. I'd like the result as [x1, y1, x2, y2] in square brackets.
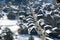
[7, 12, 16, 20]
[2, 28, 13, 40]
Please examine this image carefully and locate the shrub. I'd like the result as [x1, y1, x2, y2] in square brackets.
[7, 13, 16, 20]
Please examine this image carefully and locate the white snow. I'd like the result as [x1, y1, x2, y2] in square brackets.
[46, 37, 53, 40]
[0, 11, 7, 14]
[10, 5, 19, 10]
[28, 23, 35, 26]
[12, 11, 18, 13]
[13, 34, 40, 40]
[38, 19, 44, 22]
[27, 7, 30, 9]
[26, 18, 32, 21]
[52, 27, 57, 31]
[0, 14, 17, 26]
[37, 14, 43, 16]
[45, 30, 52, 34]
[0, 30, 2, 34]
[44, 25, 52, 27]
[8, 25, 20, 33]
[39, 0, 42, 1]
[0, 19, 17, 26]
[19, 15, 25, 18]
[33, 36, 40, 40]
[23, 23, 28, 28]
[0, 14, 20, 33]
[17, 35, 40, 40]
[54, 14, 60, 17]
[0, 11, 40, 40]
[40, 22, 45, 26]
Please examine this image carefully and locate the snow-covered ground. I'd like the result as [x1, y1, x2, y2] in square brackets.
[0, 13, 40, 40]
[14, 35, 40, 40]
[0, 14, 19, 33]
[0, 19, 17, 26]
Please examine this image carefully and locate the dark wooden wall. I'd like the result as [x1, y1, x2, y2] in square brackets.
[57, 0, 60, 3]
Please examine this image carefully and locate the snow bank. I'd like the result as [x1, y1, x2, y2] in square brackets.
[8, 25, 20, 33]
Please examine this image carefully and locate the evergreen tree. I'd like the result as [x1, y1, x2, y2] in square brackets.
[7, 12, 16, 20]
[2, 28, 13, 40]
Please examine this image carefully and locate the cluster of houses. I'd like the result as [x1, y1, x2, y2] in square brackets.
[0, 0, 60, 40]
[34, 2, 60, 40]
[0, 0, 40, 40]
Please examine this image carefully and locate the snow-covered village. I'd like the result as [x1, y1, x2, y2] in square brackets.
[0, 0, 60, 40]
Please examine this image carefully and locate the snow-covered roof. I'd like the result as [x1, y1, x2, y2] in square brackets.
[37, 14, 43, 16]
[40, 22, 45, 26]
[38, 19, 44, 22]
[52, 27, 58, 31]
[0, 30, 2, 34]
[28, 26, 37, 34]
[12, 11, 18, 13]
[28, 23, 35, 26]
[26, 18, 33, 21]
[45, 30, 52, 34]
[46, 37, 53, 40]
[10, 5, 19, 10]
[44, 25, 52, 28]
[19, 15, 25, 18]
